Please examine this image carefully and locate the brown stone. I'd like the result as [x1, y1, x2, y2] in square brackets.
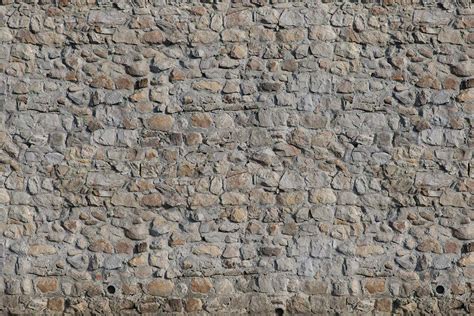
[146, 279, 174, 296]
[190, 30, 219, 44]
[364, 278, 385, 294]
[225, 173, 252, 190]
[141, 193, 163, 207]
[356, 245, 384, 257]
[192, 80, 223, 93]
[444, 241, 460, 253]
[192, 244, 222, 257]
[375, 298, 392, 312]
[170, 68, 186, 82]
[309, 189, 337, 205]
[185, 132, 202, 145]
[115, 240, 134, 254]
[416, 74, 441, 89]
[277, 29, 306, 42]
[416, 239, 442, 253]
[113, 29, 138, 44]
[190, 278, 213, 293]
[28, 244, 57, 257]
[142, 30, 165, 44]
[458, 253, 474, 267]
[277, 191, 305, 206]
[115, 76, 134, 90]
[90, 74, 114, 89]
[261, 246, 281, 256]
[88, 239, 114, 253]
[230, 44, 247, 59]
[190, 113, 213, 128]
[185, 298, 203, 312]
[146, 114, 174, 131]
[128, 253, 148, 267]
[47, 297, 65, 312]
[456, 89, 474, 102]
[36, 277, 58, 293]
[230, 207, 247, 223]
[190, 193, 218, 208]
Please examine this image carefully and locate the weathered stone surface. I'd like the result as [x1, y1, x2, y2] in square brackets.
[1, 1, 470, 315]
[145, 114, 174, 131]
[36, 278, 58, 293]
[145, 279, 174, 296]
[453, 225, 474, 240]
[88, 10, 127, 25]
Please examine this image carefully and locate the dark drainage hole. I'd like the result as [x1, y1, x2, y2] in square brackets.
[107, 285, 116, 294]
[435, 285, 445, 295]
[275, 308, 284, 316]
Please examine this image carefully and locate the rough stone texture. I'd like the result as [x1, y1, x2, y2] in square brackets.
[0, 0, 473, 314]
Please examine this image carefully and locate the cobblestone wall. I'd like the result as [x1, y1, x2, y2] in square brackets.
[1, 0, 473, 314]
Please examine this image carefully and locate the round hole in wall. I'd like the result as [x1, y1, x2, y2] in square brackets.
[435, 285, 445, 295]
[107, 285, 116, 294]
[275, 308, 284, 316]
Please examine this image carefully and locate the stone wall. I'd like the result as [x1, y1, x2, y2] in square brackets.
[1, 0, 473, 314]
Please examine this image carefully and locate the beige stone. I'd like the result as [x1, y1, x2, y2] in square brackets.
[36, 277, 58, 293]
[146, 114, 174, 131]
[191, 113, 213, 128]
[146, 279, 174, 296]
[141, 193, 163, 207]
[28, 244, 57, 257]
[192, 80, 223, 93]
[310, 189, 337, 205]
[190, 278, 213, 293]
[142, 30, 165, 44]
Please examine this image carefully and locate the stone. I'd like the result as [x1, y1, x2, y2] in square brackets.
[0, 189, 10, 203]
[310, 189, 337, 204]
[145, 279, 174, 296]
[111, 192, 138, 207]
[88, 10, 127, 25]
[113, 30, 138, 44]
[190, 30, 218, 44]
[456, 89, 474, 102]
[279, 171, 305, 190]
[309, 26, 337, 41]
[193, 244, 222, 257]
[440, 190, 466, 207]
[192, 80, 223, 93]
[125, 224, 149, 240]
[185, 298, 202, 312]
[90, 75, 114, 90]
[0, 28, 13, 42]
[141, 193, 163, 207]
[47, 298, 64, 312]
[451, 62, 474, 77]
[230, 44, 247, 59]
[146, 115, 174, 131]
[142, 31, 165, 44]
[36, 278, 58, 293]
[230, 207, 247, 223]
[190, 194, 218, 208]
[453, 225, 474, 240]
[89, 239, 114, 253]
[364, 278, 385, 294]
[458, 253, 474, 267]
[0, 2, 471, 314]
[28, 244, 57, 257]
[438, 30, 463, 44]
[190, 113, 213, 128]
[356, 245, 384, 257]
[190, 278, 213, 293]
[126, 62, 149, 77]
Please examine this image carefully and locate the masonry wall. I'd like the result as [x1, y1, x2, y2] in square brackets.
[0, 0, 473, 314]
